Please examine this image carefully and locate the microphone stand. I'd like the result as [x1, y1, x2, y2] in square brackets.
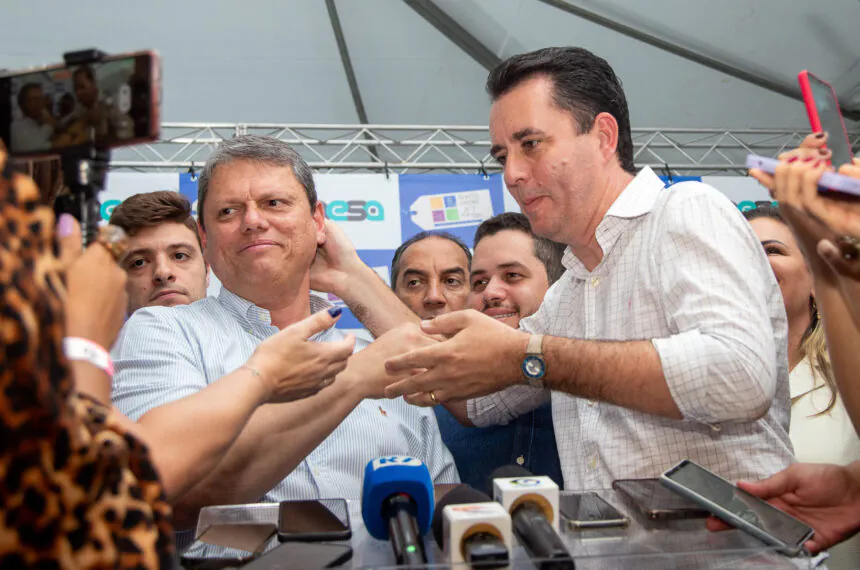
[55, 145, 110, 246]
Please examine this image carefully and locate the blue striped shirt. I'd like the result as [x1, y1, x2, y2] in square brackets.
[111, 287, 460, 506]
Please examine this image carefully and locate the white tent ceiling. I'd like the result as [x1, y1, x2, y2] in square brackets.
[2, 0, 859, 130]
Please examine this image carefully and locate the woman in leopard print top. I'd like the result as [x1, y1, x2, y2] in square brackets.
[0, 148, 174, 568]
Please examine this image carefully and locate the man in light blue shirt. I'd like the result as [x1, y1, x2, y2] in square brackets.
[111, 135, 458, 532]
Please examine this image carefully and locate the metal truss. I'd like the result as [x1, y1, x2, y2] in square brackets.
[110, 123, 860, 176]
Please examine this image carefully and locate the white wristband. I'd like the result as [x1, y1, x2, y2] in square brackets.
[63, 337, 114, 378]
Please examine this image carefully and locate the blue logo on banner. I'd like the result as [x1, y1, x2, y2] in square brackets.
[736, 200, 778, 212]
[398, 174, 505, 248]
[324, 200, 385, 222]
[101, 199, 121, 221]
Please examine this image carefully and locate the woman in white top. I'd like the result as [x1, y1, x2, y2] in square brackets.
[745, 206, 860, 569]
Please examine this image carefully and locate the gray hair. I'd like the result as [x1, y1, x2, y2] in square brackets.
[197, 134, 317, 229]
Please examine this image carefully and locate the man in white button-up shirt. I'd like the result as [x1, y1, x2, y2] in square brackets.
[319, 47, 793, 490]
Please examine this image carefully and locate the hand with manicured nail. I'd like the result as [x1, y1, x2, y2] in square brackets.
[245, 307, 356, 403]
[749, 133, 860, 278]
[58, 213, 129, 352]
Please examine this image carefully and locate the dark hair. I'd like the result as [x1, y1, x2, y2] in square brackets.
[109, 191, 203, 252]
[474, 212, 566, 285]
[73, 65, 95, 85]
[486, 47, 635, 174]
[742, 205, 785, 225]
[743, 205, 837, 416]
[17, 83, 42, 112]
[390, 232, 472, 291]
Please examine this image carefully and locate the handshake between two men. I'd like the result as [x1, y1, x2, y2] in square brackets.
[308, 218, 534, 409]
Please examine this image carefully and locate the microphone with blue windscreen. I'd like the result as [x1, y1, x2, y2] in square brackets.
[361, 456, 434, 567]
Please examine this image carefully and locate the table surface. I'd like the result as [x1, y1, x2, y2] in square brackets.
[184, 489, 813, 569]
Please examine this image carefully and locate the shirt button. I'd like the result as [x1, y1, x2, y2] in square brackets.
[587, 400, 597, 407]
[588, 455, 598, 470]
[591, 277, 600, 288]
[312, 468, 321, 476]
[516, 455, 525, 466]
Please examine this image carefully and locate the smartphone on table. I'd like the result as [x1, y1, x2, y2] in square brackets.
[660, 459, 814, 556]
[241, 542, 352, 569]
[180, 523, 278, 569]
[277, 498, 352, 542]
[559, 491, 629, 530]
[612, 477, 710, 520]
[0, 49, 161, 157]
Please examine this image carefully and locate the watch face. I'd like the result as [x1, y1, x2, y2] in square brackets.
[522, 355, 546, 379]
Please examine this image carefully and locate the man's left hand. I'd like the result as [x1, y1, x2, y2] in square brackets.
[384, 310, 528, 404]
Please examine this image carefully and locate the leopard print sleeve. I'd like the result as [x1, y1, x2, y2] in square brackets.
[0, 151, 175, 569]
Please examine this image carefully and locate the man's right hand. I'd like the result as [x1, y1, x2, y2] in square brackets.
[340, 323, 438, 399]
[310, 220, 364, 296]
[246, 308, 356, 403]
[706, 462, 860, 554]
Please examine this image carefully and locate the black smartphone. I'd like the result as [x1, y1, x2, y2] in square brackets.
[180, 523, 278, 569]
[559, 492, 629, 530]
[612, 478, 710, 520]
[661, 459, 814, 556]
[242, 542, 353, 569]
[277, 499, 352, 542]
[0, 50, 161, 157]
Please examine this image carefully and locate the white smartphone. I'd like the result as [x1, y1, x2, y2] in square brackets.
[660, 460, 813, 557]
[746, 154, 860, 198]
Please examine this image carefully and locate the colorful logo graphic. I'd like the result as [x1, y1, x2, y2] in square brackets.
[410, 190, 494, 231]
[399, 174, 505, 248]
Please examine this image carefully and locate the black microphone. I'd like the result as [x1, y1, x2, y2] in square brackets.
[432, 485, 511, 569]
[383, 493, 426, 567]
[488, 465, 575, 570]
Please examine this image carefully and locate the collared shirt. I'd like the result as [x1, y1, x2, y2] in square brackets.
[434, 402, 564, 491]
[112, 287, 459, 504]
[468, 167, 793, 489]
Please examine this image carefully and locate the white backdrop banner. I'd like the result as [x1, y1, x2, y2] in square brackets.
[99, 171, 773, 332]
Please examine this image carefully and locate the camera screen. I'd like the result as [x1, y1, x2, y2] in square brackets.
[0, 54, 155, 156]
